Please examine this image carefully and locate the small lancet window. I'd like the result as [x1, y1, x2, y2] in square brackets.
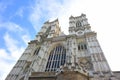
[81, 45, 84, 50]
[78, 45, 80, 50]
[84, 44, 87, 49]
[76, 21, 82, 27]
[33, 47, 40, 55]
[78, 43, 87, 51]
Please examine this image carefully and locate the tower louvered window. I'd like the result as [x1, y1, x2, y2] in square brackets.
[78, 43, 87, 51]
[45, 45, 66, 72]
[76, 21, 82, 27]
[33, 47, 40, 55]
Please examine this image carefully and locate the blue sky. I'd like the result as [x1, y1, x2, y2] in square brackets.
[0, 0, 120, 80]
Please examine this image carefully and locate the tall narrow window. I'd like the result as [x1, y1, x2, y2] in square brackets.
[33, 47, 40, 55]
[84, 44, 87, 49]
[78, 43, 87, 51]
[76, 21, 82, 27]
[45, 45, 66, 72]
[78, 45, 80, 50]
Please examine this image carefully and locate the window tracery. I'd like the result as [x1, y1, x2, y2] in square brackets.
[45, 45, 66, 72]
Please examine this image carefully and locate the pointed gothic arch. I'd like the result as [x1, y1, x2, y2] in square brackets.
[78, 43, 87, 51]
[45, 45, 66, 72]
[76, 20, 82, 27]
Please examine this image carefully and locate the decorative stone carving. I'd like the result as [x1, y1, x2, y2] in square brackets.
[78, 57, 93, 70]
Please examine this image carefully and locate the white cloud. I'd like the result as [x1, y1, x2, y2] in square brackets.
[14, 7, 24, 18]
[4, 33, 24, 59]
[29, 0, 42, 31]
[0, 22, 23, 32]
[0, 21, 31, 44]
[29, 0, 66, 32]
[0, 2, 7, 13]
[22, 34, 31, 45]
[12, 6, 29, 19]
[0, 49, 15, 80]
[0, 0, 12, 13]
[0, 22, 31, 80]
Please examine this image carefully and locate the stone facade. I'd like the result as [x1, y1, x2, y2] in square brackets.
[29, 71, 88, 80]
[5, 14, 120, 80]
[113, 71, 120, 80]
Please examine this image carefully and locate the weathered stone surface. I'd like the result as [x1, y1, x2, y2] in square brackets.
[29, 71, 89, 80]
[57, 71, 88, 80]
[29, 72, 56, 80]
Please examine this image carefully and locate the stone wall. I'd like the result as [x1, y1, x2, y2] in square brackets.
[113, 71, 120, 80]
[29, 71, 89, 80]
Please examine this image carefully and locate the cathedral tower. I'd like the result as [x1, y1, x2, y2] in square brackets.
[6, 14, 119, 80]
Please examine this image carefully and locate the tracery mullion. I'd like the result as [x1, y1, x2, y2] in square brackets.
[45, 45, 66, 72]
[56, 54, 58, 69]
[50, 47, 56, 71]
[46, 54, 51, 71]
[62, 49, 66, 65]
[55, 47, 59, 70]
[61, 49, 64, 65]
[47, 54, 51, 71]
[59, 46, 63, 67]
[57, 53, 60, 68]
[54, 47, 57, 71]
[53, 47, 58, 71]
[57, 46, 60, 69]
[46, 54, 50, 71]
[55, 46, 58, 70]
[54, 53, 57, 70]
[64, 50, 66, 63]
[63, 49, 65, 65]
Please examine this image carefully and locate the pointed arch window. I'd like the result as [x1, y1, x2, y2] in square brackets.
[76, 21, 82, 27]
[78, 43, 87, 51]
[45, 45, 66, 72]
[33, 47, 40, 55]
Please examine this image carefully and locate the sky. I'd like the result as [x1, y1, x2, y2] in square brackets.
[0, 0, 120, 80]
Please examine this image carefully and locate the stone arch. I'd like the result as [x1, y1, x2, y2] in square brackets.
[76, 20, 82, 27]
[47, 42, 66, 55]
[45, 42, 66, 72]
